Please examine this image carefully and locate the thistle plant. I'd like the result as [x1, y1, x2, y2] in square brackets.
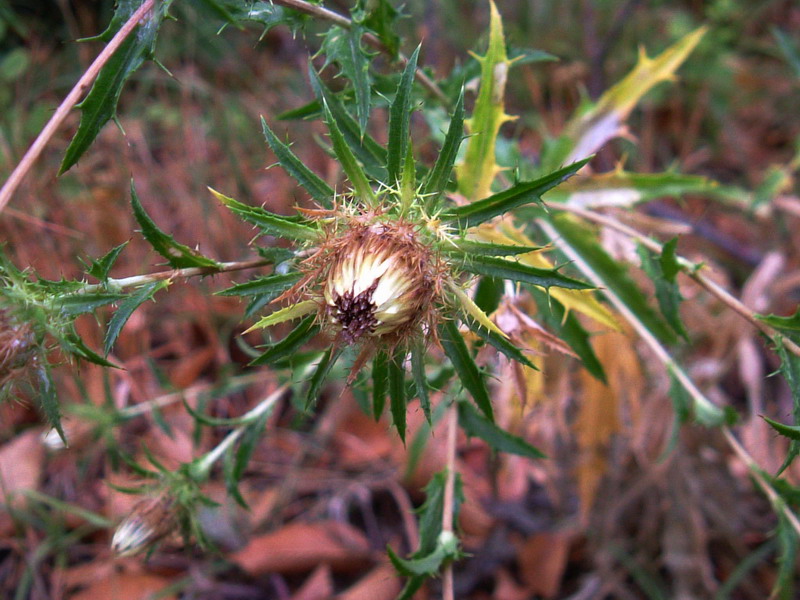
[2, 0, 800, 597]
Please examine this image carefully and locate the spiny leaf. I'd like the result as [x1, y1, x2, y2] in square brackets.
[308, 66, 387, 180]
[60, 1, 174, 173]
[411, 339, 431, 423]
[305, 346, 339, 410]
[60, 329, 117, 368]
[423, 87, 464, 206]
[131, 182, 221, 269]
[444, 158, 590, 228]
[104, 281, 167, 355]
[38, 365, 66, 447]
[449, 281, 508, 340]
[53, 292, 124, 317]
[86, 242, 128, 281]
[388, 349, 407, 443]
[387, 45, 420, 183]
[353, 0, 400, 58]
[439, 319, 493, 421]
[447, 238, 542, 257]
[250, 315, 318, 366]
[261, 117, 334, 208]
[555, 26, 707, 167]
[321, 100, 375, 203]
[209, 187, 317, 242]
[458, 400, 545, 458]
[638, 238, 689, 341]
[319, 24, 372, 134]
[372, 350, 388, 420]
[774, 337, 800, 475]
[763, 415, 800, 442]
[245, 300, 317, 332]
[455, 0, 514, 201]
[464, 317, 536, 370]
[216, 272, 302, 298]
[548, 214, 676, 343]
[455, 253, 593, 291]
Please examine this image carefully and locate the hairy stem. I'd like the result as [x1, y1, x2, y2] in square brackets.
[550, 203, 800, 357]
[441, 401, 458, 600]
[0, 0, 156, 214]
[82, 258, 271, 293]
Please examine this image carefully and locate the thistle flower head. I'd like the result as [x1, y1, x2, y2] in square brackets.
[312, 218, 443, 345]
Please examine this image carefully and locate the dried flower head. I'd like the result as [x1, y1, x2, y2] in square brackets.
[111, 495, 174, 557]
[316, 220, 442, 345]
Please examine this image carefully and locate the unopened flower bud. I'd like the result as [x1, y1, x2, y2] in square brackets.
[111, 495, 174, 557]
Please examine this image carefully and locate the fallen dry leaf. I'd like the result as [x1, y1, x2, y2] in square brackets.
[517, 531, 572, 598]
[69, 572, 175, 600]
[335, 561, 401, 600]
[0, 429, 43, 505]
[231, 520, 373, 575]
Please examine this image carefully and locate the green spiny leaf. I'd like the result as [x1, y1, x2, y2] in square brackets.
[637, 238, 689, 341]
[455, 253, 592, 291]
[353, 0, 400, 58]
[308, 66, 387, 180]
[423, 87, 464, 206]
[60, 1, 174, 174]
[104, 281, 167, 355]
[446, 238, 542, 257]
[250, 315, 319, 366]
[372, 350, 389, 420]
[305, 346, 340, 410]
[387, 45, 420, 183]
[86, 242, 128, 281]
[320, 25, 372, 133]
[388, 348, 407, 443]
[458, 400, 545, 458]
[444, 158, 590, 228]
[131, 182, 221, 269]
[37, 364, 66, 447]
[464, 317, 535, 370]
[411, 339, 431, 423]
[53, 291, 124, 317]
[439, 319, 493, 421]
[217, 272, 302, 298]
[210, 188, 317, 242]
[261, 117, 334, 208]
[775, 337, 800, 475]
[322, 100, 375, 203]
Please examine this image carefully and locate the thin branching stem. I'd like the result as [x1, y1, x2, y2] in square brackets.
[81, 258, 271, 293]
[0, 0, 156, 214]
[271, 0, 450, 105]
[191, 383, 290, 481]
[441, 401, 458, 600]
[549, 203, 800, 357]
[538, 218, 800, 538]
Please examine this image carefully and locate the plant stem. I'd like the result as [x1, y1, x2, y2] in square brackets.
[441, 401, 458, 600]
[190, 383, 289, 480]
[0, 0, 156, 214]
[82, 258, 271, 293]
[272, 0, 450, 106]
[549, 203, 800, 357]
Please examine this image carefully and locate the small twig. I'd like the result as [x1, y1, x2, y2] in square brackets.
[549, 203, 800, 357]
[0, 0, 155, 214]
[81, 257, 271, 293]
[272, 0, 449, 105]
[538, 218, 800, 538]
[441, 401, 458, 600]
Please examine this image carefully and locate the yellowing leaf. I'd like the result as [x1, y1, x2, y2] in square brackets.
[456, 1, 516, 201]
[564, 26, 707, 163]
[449, 281, 508, 339]
[471, 224, 620, 331]
[245, 300, 317, 332]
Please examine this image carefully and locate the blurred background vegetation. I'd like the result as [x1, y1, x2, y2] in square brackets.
[1, 0, 799, 598]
